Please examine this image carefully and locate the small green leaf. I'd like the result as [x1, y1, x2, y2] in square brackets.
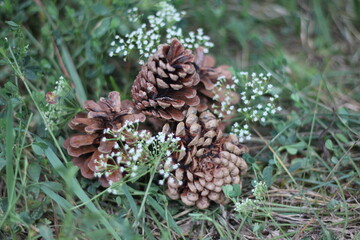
[28, 163, 41, 182]
[289, 161, 302, 172]
[242, 153, 255, 164]
[32, 143, 46, 155]
[222, 184, 241, 198]
[325, 139, 334, 150]
[285, 147, 298, 155]
[253, 223, 261, 232]
[30, 205, 44, 220]
[19, 211, 33, 224]
[262, 166, 273, 186]
[222, 185, 234, 198]
[335, 133, 348, 143]
[290, 93, 300, 102]
[331, 157, 338, 164]
[5, 21, 19, 28]
[38, 224, 54, 240]
[232, 184, 241, 196]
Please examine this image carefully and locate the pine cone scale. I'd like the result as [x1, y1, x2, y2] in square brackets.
[69, 134, 98, 148]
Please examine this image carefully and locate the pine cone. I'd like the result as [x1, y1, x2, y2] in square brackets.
[63, 91, 146, 187]
[162, 107, 248, 209]
[131, 39, 200, 121]
[194, 47, 239, 113]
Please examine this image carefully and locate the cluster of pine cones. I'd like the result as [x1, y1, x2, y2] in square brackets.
[64, 39, 248, 209]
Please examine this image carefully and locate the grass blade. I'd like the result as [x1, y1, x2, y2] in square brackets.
[60, 45, 87, 104]
[43, 145, 121, 240]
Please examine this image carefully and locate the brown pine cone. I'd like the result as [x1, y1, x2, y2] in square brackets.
[63, 91, 146, 187]
[194, 47, 239, 113]
[131, 39, 200, 121]
[161, 107, 248, 209]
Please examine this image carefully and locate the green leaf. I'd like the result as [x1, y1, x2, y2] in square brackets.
[335, 133, 348, 143]
[242, 153, 255, 164]
[290, 93, 300, 102]
[38, 224, 54, 240]
[222, 185, 234, 198]
[93, 18, 111, 38]
[28, 163, 41, 182]
[222, 184, 242, 198]
[285, 147, 298, 155]
[289, 161, 302, 172]
[30, 205, 44, 220]
[232, 184, 241, 196]
[330, 157, 338, 164]
[32, 142, 47, 155]
[325, 139, 334, 150]
[5, 21, 19, 28]
[19, 211, 33, 224]
[263, 166, 273, 186]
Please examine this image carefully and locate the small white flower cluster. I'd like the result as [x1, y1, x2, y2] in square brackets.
[212, 75, 234, 118]
[157, 154, 181, 186]
[93, 120, 149, 183]
[127, 7, 141, 23]
[97, 120, 182, 194]
[43, 76, 70, 131]
[212, 72, 281, 142]
[235, 198, 257, 213]
[109, 2, 213, 63]
[234, 181, 268, 215]
[232, 122, 251, 143]
[154, 133, 185, 186]
[166, 27, 214, 53]
[235, 72, 281, 122]
[252, 180, 267, 200]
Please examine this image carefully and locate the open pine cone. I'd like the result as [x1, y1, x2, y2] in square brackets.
[194, 47, 239, 113]
[131, 39, 200, 121]
[63, 91, 146, 187]
[162, 107, 248, 209]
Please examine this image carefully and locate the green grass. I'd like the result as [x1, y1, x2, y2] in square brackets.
[1, 0, 360, 239]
